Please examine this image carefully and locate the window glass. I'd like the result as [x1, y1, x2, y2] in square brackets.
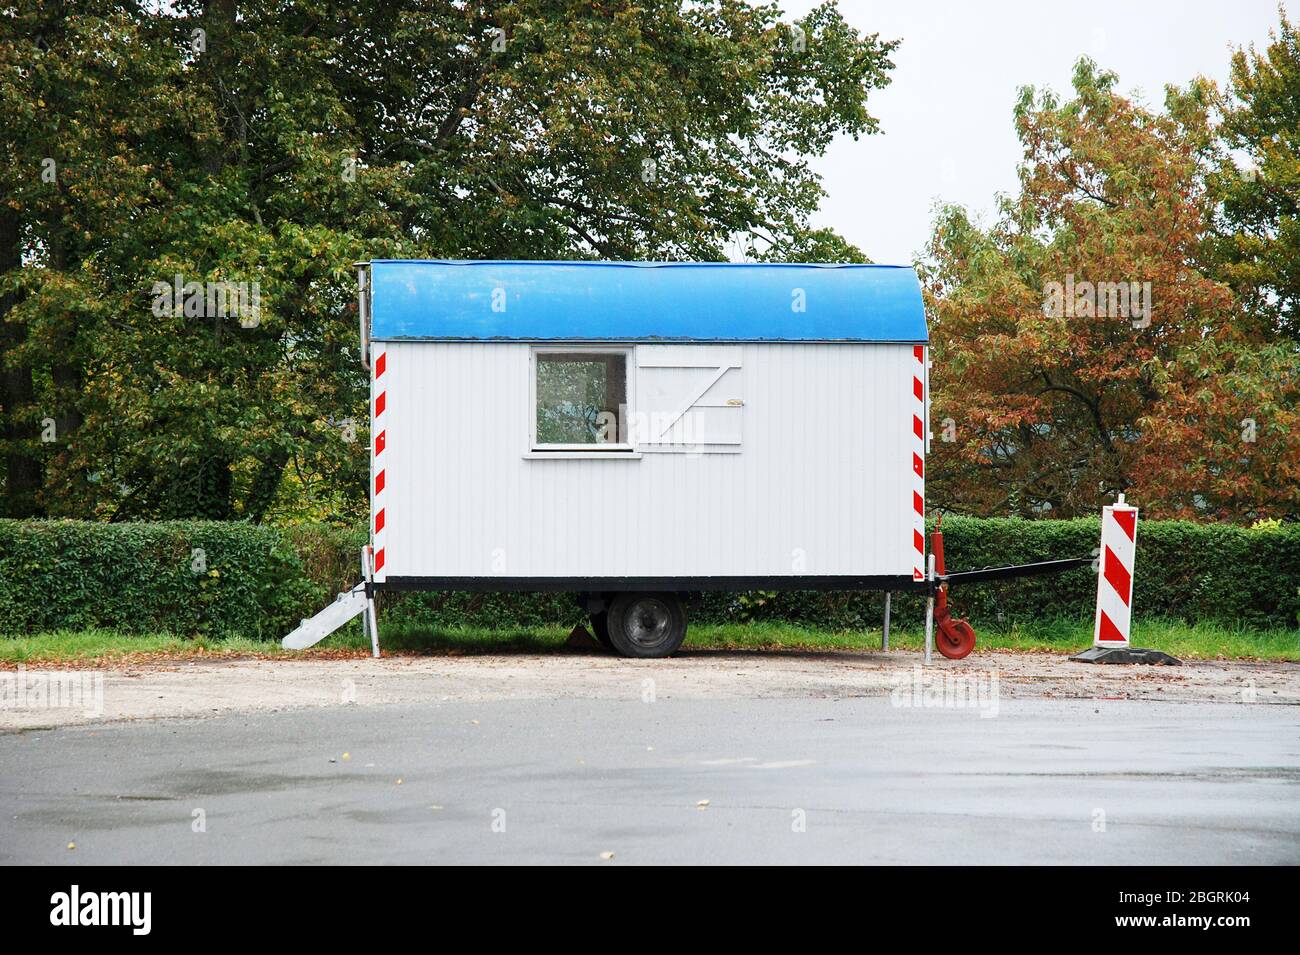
[535, 352, 626, 445]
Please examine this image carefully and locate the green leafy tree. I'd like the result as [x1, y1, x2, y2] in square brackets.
[0, 2, 195, 517]
[1, 0, 892, 521]
[1207, 8, 1300, 343]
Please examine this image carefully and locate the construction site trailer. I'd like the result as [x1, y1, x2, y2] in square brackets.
[289, 259, 933, 658]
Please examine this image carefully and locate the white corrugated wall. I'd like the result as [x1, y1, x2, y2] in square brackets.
[376, 341, 919, 580]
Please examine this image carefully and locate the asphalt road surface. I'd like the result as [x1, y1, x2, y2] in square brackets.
[2, 664, 1297, 863]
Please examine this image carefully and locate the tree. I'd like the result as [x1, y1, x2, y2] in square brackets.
[328, 0, 893, 262]
[923, 59, 1298, 522]
[0, 2, 193, 517]
[1, 0, 893, 522]
[1207, 7, 1300, 343]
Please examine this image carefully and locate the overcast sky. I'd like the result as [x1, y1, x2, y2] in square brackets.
[782, 0, 1293, 265]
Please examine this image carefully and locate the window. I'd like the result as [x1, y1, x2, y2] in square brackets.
[532, 349, 631, 451]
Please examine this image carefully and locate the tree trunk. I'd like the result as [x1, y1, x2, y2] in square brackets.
[243, 450, 288, 523]
[199, 454, 236, 520]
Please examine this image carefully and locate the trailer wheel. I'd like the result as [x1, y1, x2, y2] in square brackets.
[935, 618, 976, 660]
[589, 611, 615, 651]
[607, 592, 687, 658]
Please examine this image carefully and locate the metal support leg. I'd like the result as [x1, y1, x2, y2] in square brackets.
[924, 554, 936, 665]
[364, 598, 380, 659]
[882, 592, 891, 651]
[362, 545, 380, 659]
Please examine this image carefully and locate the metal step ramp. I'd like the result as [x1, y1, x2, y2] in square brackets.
[282, 547, 381, 656]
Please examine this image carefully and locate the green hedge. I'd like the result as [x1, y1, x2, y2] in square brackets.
[703, 516, 1300, 632]
[0, 520, 321, 638]
[928, 516, 1300, 630]
[2, 516, 1297, 638]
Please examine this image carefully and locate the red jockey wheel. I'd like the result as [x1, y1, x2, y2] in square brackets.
[934, 614, 977, 660]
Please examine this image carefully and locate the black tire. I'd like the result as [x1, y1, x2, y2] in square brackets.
[589, 611, 615, 651]
[607, 592, 687, 658]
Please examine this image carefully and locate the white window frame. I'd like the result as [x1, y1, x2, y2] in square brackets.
[528, 345, 638, 458]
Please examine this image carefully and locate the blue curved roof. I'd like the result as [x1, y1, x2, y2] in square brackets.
[369, 260, 927, 343]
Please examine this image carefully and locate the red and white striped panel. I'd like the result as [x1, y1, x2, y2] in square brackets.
[371, 348, 388, 582]
[911, 344, 926, 581]
[1092, 498, 1137, 647]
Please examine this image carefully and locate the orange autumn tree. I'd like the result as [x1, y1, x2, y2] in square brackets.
[921, 59, 1299, 521]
